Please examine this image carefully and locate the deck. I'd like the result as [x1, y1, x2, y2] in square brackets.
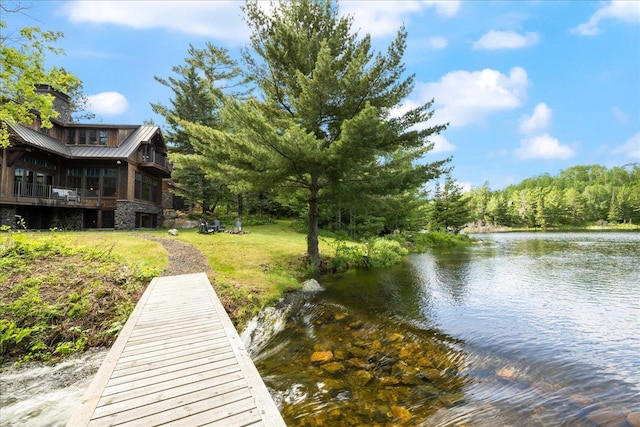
[67, 272, 286, 427]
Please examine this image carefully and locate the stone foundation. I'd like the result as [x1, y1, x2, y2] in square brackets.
[0, 206, 17, 229]
[115, 200, 163, 230]
[51, 209, 83, 230]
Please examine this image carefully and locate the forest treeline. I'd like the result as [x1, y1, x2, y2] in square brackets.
[465, 164, 640, 229]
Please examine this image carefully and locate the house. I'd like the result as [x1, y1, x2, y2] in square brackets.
[0, 86, 172, 230]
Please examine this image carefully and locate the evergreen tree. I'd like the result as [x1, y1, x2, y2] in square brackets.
[426, 175, 471, 234]
[151, 43, 245, 213]
[184, 0, 449, 267]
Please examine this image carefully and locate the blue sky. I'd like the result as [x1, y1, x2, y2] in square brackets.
[5, 1, 640, 190]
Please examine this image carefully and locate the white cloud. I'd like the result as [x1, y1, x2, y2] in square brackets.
[518, 103, 552, 134]
[427, 134, 456, 153]
[612, 107, 628, 124]
[613, 132, 640, 159]
[571, 0, 640, 36]
[457, 181, 473, 193]
[86, 92, 129, 116]
[60, 1, 248, 44]
[415, 67, 529, 127]
[341, 1, 460, 38]
[422, 0, 461, 17]
[427, 36, 448, 49]
[473, 30, 540, 50]
[515, 134, 575, 160]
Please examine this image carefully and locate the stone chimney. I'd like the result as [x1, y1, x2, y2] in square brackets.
[35, 84, 72, 123]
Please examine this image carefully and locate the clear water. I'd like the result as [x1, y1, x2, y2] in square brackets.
[249, 232, 640, 426]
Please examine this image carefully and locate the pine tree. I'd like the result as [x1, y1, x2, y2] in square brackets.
[184, 0, 449, 267]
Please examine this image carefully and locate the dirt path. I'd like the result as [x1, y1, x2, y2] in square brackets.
[146, 237, 212, 277]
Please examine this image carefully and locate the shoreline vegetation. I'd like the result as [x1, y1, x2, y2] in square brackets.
[464, 222, 640, 233]
[1, 220, 636, 366]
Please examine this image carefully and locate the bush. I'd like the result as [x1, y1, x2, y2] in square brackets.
[364, 238, 409, 268]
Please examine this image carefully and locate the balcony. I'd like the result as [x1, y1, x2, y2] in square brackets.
[10, 183, 86, 206]
[139, 151, 172, 177]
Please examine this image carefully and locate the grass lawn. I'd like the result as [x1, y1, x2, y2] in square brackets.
[148, 221, 333, 322]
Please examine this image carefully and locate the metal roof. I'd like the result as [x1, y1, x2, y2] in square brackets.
[68, 126, 161, 159]
[9, 124, 162, 160]
[8, 123, 72, 157]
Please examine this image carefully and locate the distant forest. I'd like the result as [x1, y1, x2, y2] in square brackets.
[465, 164, 640, 228]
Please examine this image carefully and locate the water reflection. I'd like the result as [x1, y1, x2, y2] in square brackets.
[432, 249, 472, 304]
[252, 232, 640, 426]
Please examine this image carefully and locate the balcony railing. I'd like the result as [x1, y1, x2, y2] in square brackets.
[13, 182, 82, 202]
[140, 151, 170, 168]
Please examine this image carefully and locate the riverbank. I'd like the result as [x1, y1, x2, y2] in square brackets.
[1, 221, 475, 366]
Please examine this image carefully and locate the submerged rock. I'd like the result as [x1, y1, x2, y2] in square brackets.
[311, 351, 333, 363]
[627, 412, 640, 427]
[390, 405, 412, 424]
[496, 367, 517, 381]
[321, 362, 346, 374]
[586, 408, 628, 426]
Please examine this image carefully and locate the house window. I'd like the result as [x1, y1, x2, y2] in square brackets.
[99, 130, 108, 145]
[86, 168, 99, 196]
[67, 128, 76, 144]
[134, 172, 157, 202]
[78, 129, 86, 145]
[103, 169, 117, 197]
[66, 168, 82, 189]
[88, 129, 97, 145]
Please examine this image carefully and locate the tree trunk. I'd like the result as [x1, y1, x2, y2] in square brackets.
[237, 193, 244, 220]
[307, 176, 320, 268]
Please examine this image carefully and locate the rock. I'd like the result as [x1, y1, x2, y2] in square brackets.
[390, 406, 412, 424]
[179, 220, 199, 229]
[586, 408, 627, 426]
[302, 278, 324, 292]
[311, 351, 334, 363]
[347, 370, 373, 386]
[321, 362, 346, 374]
[628, 412, 640, 427]
[569, 393, 593, 407]
[346, 358, 373, 370]
[379, 376, 400, 386]
[496, 367, 517, 380]
[167, 228, 178, 236]
[334, 312, 348, 321]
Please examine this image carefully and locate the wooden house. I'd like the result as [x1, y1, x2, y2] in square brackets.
[0, 86, 171, 230]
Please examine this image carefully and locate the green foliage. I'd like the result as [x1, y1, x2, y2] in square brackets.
[326, 236, 408, 271]
[1, 13, 82, 146]
[426, 174, 471, 234]
[182, 0, 449, 268]
[469, 164, 640, 228]
[151, 43, 245, 214]
[0, 234, 155, 365]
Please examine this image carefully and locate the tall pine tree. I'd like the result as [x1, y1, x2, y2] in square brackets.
[184, 0, 449, 267]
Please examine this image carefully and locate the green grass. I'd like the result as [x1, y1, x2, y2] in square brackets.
[2, 221, 474, 364]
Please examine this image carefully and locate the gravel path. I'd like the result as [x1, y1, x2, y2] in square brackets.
[146, 237, 212, 277]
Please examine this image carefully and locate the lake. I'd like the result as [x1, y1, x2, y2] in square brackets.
[246, 232, 640, 426]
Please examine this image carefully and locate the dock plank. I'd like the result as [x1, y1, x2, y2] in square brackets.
[67, 272, 286, 426]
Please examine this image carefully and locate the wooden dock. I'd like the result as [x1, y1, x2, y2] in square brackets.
[67, 272, 286, 426]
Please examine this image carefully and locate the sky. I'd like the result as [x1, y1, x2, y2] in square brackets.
[4, 0, 640, 190]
